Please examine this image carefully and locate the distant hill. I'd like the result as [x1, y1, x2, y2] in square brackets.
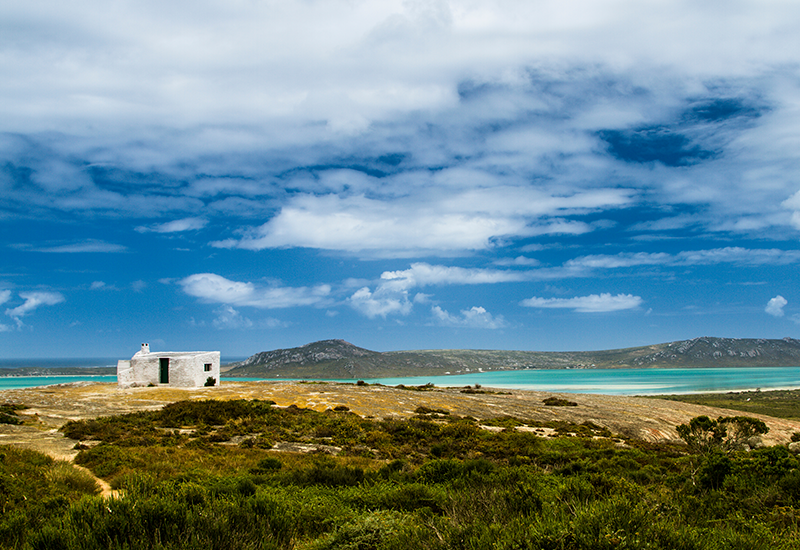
[222, 337, 800, 379]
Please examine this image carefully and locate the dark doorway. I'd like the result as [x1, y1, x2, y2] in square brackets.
[159, 358, 169, 384]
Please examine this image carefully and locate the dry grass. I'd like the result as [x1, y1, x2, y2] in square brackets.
[3, 380, 800, 464]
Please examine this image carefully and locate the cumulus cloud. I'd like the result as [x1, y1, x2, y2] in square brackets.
[5, 291, 65, 327]
[765, 295, 788, 317]
[212, 305, 253, 329]
[136, 217, 208, 233]
[6, 1, 800, 347]
[89, 281, 119, 291]
[131, 280, 147, 293]
[520, 293, 643, 313]
[212, 187, 626, 256]
[431, 305, 506, 329]
[0, 291, 11, 332]
[347, 262, 531, 319]
[782, 191, 800, 230]
[179, 273, 331, 309]
[2, 1, 800, 254]
[380, 263, 529, 291]
[348, 286, 413, 319]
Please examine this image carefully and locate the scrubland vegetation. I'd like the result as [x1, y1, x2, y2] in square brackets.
[658, 388, 800, 420]
[2, 397, 800, 549]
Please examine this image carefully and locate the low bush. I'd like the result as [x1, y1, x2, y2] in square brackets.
[0, 403, 26, 425]
[7, 401, 800, 549]
[543, 396, 578, 407]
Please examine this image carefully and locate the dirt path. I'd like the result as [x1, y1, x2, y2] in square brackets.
[70, 464, 118, 498]
[3, 380, 800, 465]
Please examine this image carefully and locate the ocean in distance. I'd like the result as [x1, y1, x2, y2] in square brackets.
[0, 357, 244, 391]
[1, 360, 799, 395]
[349, 367, 800, 395]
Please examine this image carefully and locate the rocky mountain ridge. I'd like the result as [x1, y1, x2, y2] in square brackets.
[631, 337, 800, 366]
[234, 339, 378, 368]
[223, 337, 800, 379]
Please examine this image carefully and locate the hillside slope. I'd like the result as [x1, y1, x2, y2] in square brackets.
[223, 336, 800, 379]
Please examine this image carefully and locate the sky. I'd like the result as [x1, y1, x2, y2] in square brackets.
[2, 1, 800, 359]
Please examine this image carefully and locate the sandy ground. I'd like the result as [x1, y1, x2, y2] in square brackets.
[4, 380, 800, 465]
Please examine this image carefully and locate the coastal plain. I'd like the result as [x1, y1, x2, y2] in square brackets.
[3, 380, 800, 462]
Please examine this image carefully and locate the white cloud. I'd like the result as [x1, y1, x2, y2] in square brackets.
[566, 248, 800, 272]
[20, 240, 127, 253]
[521, 293, 643, 313]
[212, 305, 253, 329]
[212, 194, 526, 255]
[5, 291, 65, 326]
[347, 262, 530, 319]
[348, 286, 412, 319]
[494, 256, 540, 267]
[565, 252, 671, 270]
[765, 295, 788, 318]
[212, 187, 630, 256]
[342, 256, 533, 319]
[3, 1, 797, 133]
[675, 248, 800, 266]
[1, 1, 800, 253]
[132, 280, 147, 293]
[179, 273, 330, 309]
[380, 262, 529, 291]
[782, 191, 800, 230]
[135, 217, 208, 233]
[431, 305, 506, 329]
[0, 290, 13, 332]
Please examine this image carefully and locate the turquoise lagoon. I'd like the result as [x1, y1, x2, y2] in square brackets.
[233, 366, 800, 396]
[0, 375, 117, 389]
[2, 366, 800, 395]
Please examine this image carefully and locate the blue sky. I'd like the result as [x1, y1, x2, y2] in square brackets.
[2, 1, 800, 358]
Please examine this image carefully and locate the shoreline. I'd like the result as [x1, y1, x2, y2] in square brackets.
[3, 366, 800, 395]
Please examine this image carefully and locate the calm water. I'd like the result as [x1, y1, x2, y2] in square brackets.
[0, 357, 246, 391]
[2, 363, 799, 395]
[0, 358, 118, 370]
[0, 375, 118, 389]
[232, 366, 800, 395]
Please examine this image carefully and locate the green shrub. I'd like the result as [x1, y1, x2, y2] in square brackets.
[677, 415, 769, 453]
[292, 457, 367, 487]
[252, 456, 283, 474]
[13, 399, 800, 549]
[46, 461, 100, 495]
[543, 397, 578, 407]
[0, 403, 26, 425]
[307, 510, 412, 550]
[414, 406, 449, 416]
[698, 451, 732, 490]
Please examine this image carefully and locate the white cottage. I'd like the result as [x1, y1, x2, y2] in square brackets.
[117, 343, 221, 388]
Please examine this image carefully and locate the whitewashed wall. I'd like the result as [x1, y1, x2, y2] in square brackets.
[117, 349, 220, 388]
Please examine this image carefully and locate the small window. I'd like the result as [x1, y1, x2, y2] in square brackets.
[204, 363, 212, 372]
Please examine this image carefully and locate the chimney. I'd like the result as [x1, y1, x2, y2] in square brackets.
[141, 343, 150, 354]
